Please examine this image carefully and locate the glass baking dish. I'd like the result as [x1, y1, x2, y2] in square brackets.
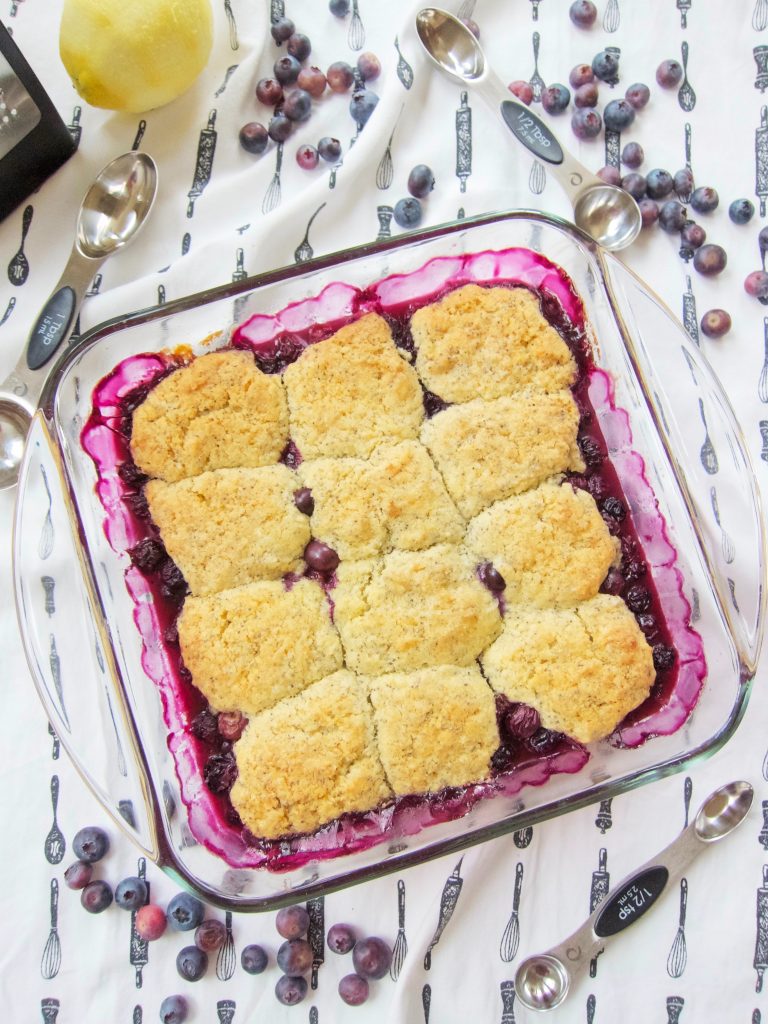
[13, 210, 766, 911]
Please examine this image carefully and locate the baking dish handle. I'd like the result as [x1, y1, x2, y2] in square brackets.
[13, 412, 162, 862]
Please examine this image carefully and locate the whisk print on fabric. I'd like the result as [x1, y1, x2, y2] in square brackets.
[41, 878, 62, 980]
[44, 775, 65, 865]
[390, 880, 407, 980]
[500, 863, 524, 963]
[376, 106, 404, 190]
[132, 1007, 142, 1024]
[309, 1008, 318, 1024]
[500, 980, 516, 1022]
[307, 897, 324, 989]
[455, 91, 472, 193]
[424, 858, 464, 969]
[217, 912, 236, 980]
[529, 160, 546, 196]
[666, 878, 688, 978]
[263, 142, 284, 213]
[41, 999, 60, 1023]
[588, 848, 610, 978]
[603, 0, 620, 33]
[756, 0, 768, 32]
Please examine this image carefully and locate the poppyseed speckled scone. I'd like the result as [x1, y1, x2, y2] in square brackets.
[481, 595, 655, 744]
[420, 392, 584, 518]
[366, 665, 500, 793]
[230, 670, 392, 838]
[282, 313, 424, 459]
[333, 544, 502, 675]
[144, 465, 309, 596]
[130, 350, 288, 482]
[411, 284, 576, 403]
[177, 578, 343, 716]
[465, 481, 619, 608]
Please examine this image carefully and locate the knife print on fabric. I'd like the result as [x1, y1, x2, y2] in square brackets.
[187, 110, 218, 218]
[48, 722, 60, 760]
[422, 983, 431, 1023]
[500, 863, 524, 962]
[500, 980, 516, 1022]
[424, 857, 464, 969]
[309, 1009, 318, 1024]
[755, 1011, 763, 1024]
[683, 777, 693, 826]
[391, 880, 408, 980]
[595, 799, 613, 833]
[41, 999, 60, 1023]
[217, 1000, 236, 1023]
[586, 994, 596, 1023]
[40, 878, 62, 979]
[130, 857, 149, 987]
[728, 578, 740, 612]
[588, 848, 610, 977]
[0, 296, 15, 325]
[394, 36, 414, 89]
[48, 635, 70, 731]
[224, 0, 239, 49]
[754, 865, 768, 990]
[307, 897, 324, 989]
[44, 775, 65, 864]
[455, 91, 472, 193]
[514, 826, 533, 848]
[666, 995, 684, 1023]
[133, 1008, 142, 1024]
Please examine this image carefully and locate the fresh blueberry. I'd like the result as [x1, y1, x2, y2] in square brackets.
[621, 173, 647, 200]
[81, 880, 113, 913]
[508, 80, 534, 105]
[693, 243, 727, 276]
[745, 270, 768, 299]
[569, 0, 597, 27]
[327, 923, 356, 954]
[571, 108, 602, 139]
[167, 892, 205, 932]
[700, 309, 732, 339]
[218, 710, 247, 741]
[729, 198, 754, 224]
[592, 50, 620, 85]
[159, 995, 189, 1024]
[569, 63, 595, 88]
[115, 876, 148, 911]
[255, 78, 283, 106]
[603, 98, 635, 131]
[656, 59, 683, 87]
[357, 51, 381, 81]
[275, 975, 308, 1006]
[329, 0, 350, 14]
[349, 88, 379, 127]
[283, 89, 312, 122]
[274, 55, 301, 85]
[673, 168, 694, 198]
[276, 905, 311, 940]
[574, 83, 599, 108]
[135, 904, 167, 941]
[318, 137, 342, 162]
[478, 562, 506, 592]
[239, 122, 269, 155]
[407, 164, 435, 198]
[73, 826, 110, 863]
[680, 220, 706, 250]
[621, 142, 644, 168]
[541, 83, 571, 114]
[64, 861, 93, 890]
[277, 939, 314, 976]
[327, 61, 355, 93]
[645, 168, 674, 200]
[203, 751, 238, 793]
[267, 113, 293, 143]
[339, 974, 370, 1006]
[652, 644, 676, 671]
[690, 186, 719, 214]
[296, 144, 319, 170]
[242, 944, 269, 974]
[393, 197, 422, 228]
[176, 945, 208, 982]
[297, 66, 327, 97]
[597, 165, 621, 186]
[625, 82, 650, 110]
[195, 919, 227, 952]
[270, 16, 295, 44]
[304, 539, 340, 572]
[352, 936, 392, 979]
[286, 33, 311, 62]
[658, 200, 687, 233]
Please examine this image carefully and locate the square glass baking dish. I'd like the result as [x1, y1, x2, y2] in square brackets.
[13, 210, 766, 910]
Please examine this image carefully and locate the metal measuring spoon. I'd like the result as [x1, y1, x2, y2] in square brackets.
[0, 150, 158, 491]
[415, 8, 641, 251]
[514, 780, 753, 1013]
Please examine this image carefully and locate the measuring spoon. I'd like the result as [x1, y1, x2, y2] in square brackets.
[514, 780, 753, 1013]
[415, 7, 641, 251]
[0, 150, 157, 491]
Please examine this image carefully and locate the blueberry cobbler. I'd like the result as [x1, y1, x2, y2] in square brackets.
[83, 248, 706, 869]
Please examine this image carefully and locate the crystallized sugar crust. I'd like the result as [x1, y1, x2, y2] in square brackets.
[421, 392, 585, 519]
[465, 481, 619, 608]
[366, 665, 500, 794]
[177, 578, 343, 716]
[412, 284, 576, 403]
[282, 313, 424, 459]
[145, 466, 309, 596]
[230, 670, 392, 838]
[333, 544, 502, 675]
[130, 350, 288, 482]
[481, 595, 655, 744]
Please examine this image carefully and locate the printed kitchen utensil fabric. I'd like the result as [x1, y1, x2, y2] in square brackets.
[0, 1, 767, 1022]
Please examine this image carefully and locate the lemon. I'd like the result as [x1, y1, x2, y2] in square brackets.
[59, 0, 214, 113]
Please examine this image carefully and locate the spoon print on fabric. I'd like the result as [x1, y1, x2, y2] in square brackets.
[44, 775, 65, 864]
[7, 204, 33, 286]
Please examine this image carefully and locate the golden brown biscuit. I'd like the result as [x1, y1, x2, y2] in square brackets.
[230, 670, 392, 838]
[130, 350, 288, 482]
[465, 482, 618, 608]
[412, 284, 576, 403]
[178, 578, 343, 716]
[366, 665, 499, 793]
[420, 393, 584, 518]
[334, 544, 502, 675]
[283, 313, 424, 458]
[298, 456, 386, 560]
[481, 595, 655, 743]
[145, 466, 309, 596]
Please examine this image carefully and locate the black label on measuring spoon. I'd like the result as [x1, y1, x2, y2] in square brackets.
[500, 100, 564, 165]
[27, 286, 76, 371]
[594, 866, 669, 938]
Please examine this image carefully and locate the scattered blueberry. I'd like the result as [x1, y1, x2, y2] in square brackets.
[574, 82, 598, 108]
[276, 905, 311, 940]
[393, 197, 423, 228]
[621, 142, 644, 169]
[597, 165, 621, 186]
[729, 198, 754, 225]
[218, 710, 247, 741]
[352, 936, 392, 979]
[329, 0, 350, 14]
[571, 107, 602, 139]
[275, 975, 308, 1006]
[508, 80, 534, 105]
[81, 880, 113, 914]
[569, 0, 597, 27]
[478, 562, 507, 592]
[339, 974, 370, 1006]
[283, 88, 312, 122]
[274, 54, 301, 85]
[690, 186, 719, 214]
[286, 33, 311, 61]
[652, 644, 676, 671]
[327, 923, 356, 954]
[658, 200, 687, 233]
[167, 892, 205, 932]
[318, 137, 342, 162]
[277, 938, 314, 976]
[270, 16, 295, 44]
[195, 919, 227, 952]
[242, 944, 269, 974]
[350, 88, 379, 127]
[296, 144, 319, 170]
[700, 309, 732, 338]
[176, 945, 208, 982]
[673, 168, 694, 198]
[625, 82, 650, 110]
[357, 51, 381, 81]
[625, 584, 651, 613]
[569, 63, 595, 88]
[621, 173, 647, 200]
[73, 826, 110, 863]
[745, 270, 768, 300]
[268, 113, 293, 143]
[693, 243, 727, 276]
[656, 59, 683, 87]
[239, 122, 269, 155]
[64, 861, 93, 890]
[603, 98, 635, 131]
[256, 77, 283, 106]
[592, 50, 620, 86]
[159, 995, 189, 1024]
[645, 168, 674, 200]
[135, 904, 167, 941]
[327, 61, 355, 93]
[297, 66, 327, 97]
[541, 83, 571, 114]
[304, 539, 340, 572]
[203, 751, 238, 793]
[115, 876, 149, 911]
[408, 164, 435, 198]
[680, 220, 706, 250]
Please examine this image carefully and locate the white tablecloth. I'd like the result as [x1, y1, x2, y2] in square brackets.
[2, 2, 767, 1021]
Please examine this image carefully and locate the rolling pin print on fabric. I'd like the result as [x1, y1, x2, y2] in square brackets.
[307, 897, 325, 989]
[455, 91, 472, 193]
[754, 865, 768, 991]
[129, 857, 149, 987]
[500, 980, 516, 1023]
[41, 999, 60, 1024]
[424, 858, 464, 969]
[588, 848, 610, 978]
[187, 110, 218, 218]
